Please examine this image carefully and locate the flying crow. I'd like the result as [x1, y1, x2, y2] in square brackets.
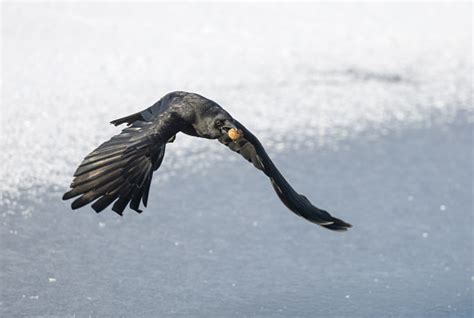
[63, 91, 351, 231]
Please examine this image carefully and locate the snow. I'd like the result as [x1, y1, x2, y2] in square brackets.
[1, 2, 473, 317]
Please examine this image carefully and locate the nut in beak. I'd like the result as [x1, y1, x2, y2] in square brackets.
[228, 128, 243, 141]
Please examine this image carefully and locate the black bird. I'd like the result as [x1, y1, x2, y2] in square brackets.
[63, 91, 351, 231]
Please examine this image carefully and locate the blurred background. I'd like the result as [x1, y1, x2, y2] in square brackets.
[1, 2, 472, 317]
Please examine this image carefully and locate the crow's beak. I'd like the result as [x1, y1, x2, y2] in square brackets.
[219, 121, 243, 140]
[220, 121, 237, 134]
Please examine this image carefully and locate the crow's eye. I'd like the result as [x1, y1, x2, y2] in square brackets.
[215, 120, 224, 128]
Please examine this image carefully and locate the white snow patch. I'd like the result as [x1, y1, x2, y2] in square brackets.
[1, 3, 471, 206]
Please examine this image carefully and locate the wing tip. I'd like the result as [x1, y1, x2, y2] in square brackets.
[62, 190, 76, 201]
[71, 198, 85, 210]
[301, 206, 352, 232]
[320, 217, 352, 231]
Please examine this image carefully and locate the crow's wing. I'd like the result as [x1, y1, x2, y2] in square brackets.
[109, 93, 175, 126]
[218, 120, 351, 231]
[63, 121, 167, 215]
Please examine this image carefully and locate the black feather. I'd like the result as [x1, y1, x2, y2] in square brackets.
[91, 184, 127, 213]
[110, 111, 145, 126]
[70, 177, 125, 209]
[69, 168, 123, 194]
[141, 175, 152, 207]
[71, 163, 124, 187]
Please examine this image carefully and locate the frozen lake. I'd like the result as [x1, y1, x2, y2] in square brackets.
[1, 3, 472, 317]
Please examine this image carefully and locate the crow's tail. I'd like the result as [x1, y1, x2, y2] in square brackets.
[110, 111, 144, 126]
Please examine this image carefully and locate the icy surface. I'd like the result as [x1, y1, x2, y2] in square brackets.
[1, 3, 473, 317]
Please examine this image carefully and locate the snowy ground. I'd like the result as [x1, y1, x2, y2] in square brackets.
[1, 3, 473, 317]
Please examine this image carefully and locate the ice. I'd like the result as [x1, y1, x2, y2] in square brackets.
[1, 3, 472, 318]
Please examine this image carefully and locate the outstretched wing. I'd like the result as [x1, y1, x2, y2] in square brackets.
[63, 121, 167, 215]
[218, 121, 352, 231]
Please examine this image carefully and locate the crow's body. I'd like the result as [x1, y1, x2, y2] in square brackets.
[63, 91, 351, 231]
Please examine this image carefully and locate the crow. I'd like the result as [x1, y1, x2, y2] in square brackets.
[63, 91, 351, 231]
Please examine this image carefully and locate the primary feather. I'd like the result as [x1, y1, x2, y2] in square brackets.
[63, 121, 167, 215]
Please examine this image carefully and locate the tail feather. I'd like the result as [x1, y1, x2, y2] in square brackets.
[110, 111, 144, 126]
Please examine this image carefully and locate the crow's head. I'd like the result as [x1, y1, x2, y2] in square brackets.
[196, 105, 239, 139]
[176, 92, 240, 139]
